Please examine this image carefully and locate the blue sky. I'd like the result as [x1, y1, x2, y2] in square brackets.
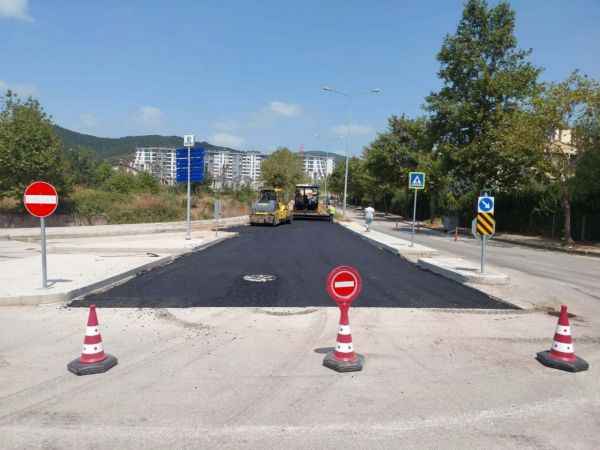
[2, 1, 599, 155]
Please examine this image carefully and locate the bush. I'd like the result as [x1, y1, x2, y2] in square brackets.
[71, 188, 183, 224]
[71, 188, 124, 222]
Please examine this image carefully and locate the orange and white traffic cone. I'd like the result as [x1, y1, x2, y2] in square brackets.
[536, 305, 589, 372]
[323, 303, 363, 372]
[67, 305, 118, 375]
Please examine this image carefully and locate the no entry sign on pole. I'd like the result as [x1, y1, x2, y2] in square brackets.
[326, 265, 362, 305]
[323, 265, 364, 372]
[24, 181, 58, 218]
[24, 181, 58, 288]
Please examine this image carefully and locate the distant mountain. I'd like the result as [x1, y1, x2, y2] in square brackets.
[54, 125, 343, 161]
[54, 126, 182, 160]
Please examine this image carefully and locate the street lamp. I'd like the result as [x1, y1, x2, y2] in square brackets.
[321, 86, 381, 217]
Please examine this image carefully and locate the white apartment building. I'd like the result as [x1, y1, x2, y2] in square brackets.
[133, 146, 335, 188]
[132, 147, 177, 185]
[302, 154, 336, 181]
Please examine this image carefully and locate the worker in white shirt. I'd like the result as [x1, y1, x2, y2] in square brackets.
[364, 205, 375, 232]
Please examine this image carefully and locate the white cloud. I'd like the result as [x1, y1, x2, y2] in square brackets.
[210, 132, 244, 148]
[0, 79, 38, 97]
[0, 0, 32, 21]
[134, 106, 163, 128]
[80, 113, 98, 129]
[332, 124, 374, 137]
[268, 101, 302, 117]
[212, 120, 239, 132]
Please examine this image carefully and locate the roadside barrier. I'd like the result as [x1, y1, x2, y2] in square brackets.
[67, 304, 118, 375]
[536, 305, 589, 372]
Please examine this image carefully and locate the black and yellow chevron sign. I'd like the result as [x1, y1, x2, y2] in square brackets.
[477, 212, 495, 236]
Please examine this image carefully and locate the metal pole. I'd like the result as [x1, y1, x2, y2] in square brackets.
[343, 152, 349, 217]
[342, 96, 352, 218]
[41, 217, 47, 288]
[186, 145, 191, 240]
[410, 189, 417, 247]
[481, 236, 487, 274]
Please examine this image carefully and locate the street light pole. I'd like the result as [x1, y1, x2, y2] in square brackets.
[322, 86, 381, 217]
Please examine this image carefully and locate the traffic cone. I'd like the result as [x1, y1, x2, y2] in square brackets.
[323, 304, 363, 372]
[536, 305, 589, 372]
[67, 305, 118, 375]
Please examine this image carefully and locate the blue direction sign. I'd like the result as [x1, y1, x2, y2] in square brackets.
[408, 172, 425, 190]
[176, 147, 204, 183]
[477, 195, 494, 214]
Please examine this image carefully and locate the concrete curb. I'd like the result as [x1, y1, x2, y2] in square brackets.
[0, 235, 234, 307]
[417, 257, 510, 286]
[1, 216, 249, 241]
[339, 221, 438, 258]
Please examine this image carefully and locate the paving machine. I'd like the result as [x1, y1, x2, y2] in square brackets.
[249, 188, 292, 226]
[292, 184, 333, 222]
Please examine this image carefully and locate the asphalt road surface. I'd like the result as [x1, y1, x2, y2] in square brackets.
[74, 221, 513, 309]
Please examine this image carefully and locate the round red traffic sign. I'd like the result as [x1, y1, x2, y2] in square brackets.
[326, 266, 362, 305]
[23, 181, 58, 218]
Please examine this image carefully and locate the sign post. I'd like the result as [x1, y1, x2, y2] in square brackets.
[183, 134, 195, 240]
[323, 266, 363, 372]
[476, 194, 495, 274]
[408, 172, 425, 247]
[24, 181, 58, 288]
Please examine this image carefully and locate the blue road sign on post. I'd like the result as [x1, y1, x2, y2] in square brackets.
[408, 172, 425, 190]
[176, 147, 204, 183]
[477, 195, 494, 214]
[407, 171, 426, 247]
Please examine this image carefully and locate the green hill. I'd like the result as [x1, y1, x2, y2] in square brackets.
[54, 125, 344, 162]
[54, 126, 182, 160]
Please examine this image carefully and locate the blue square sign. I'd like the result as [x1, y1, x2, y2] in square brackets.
[478, 196, 494, 214]
[408, 172, 425, 189]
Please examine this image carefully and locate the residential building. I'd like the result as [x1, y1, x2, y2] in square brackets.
[133, 146, 336, 188]
[132, 147, 177, 185]
[302, 153, 336, 181]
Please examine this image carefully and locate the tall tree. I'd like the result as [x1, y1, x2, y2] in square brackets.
[329, 157, 371, 206]
[426, 0, 542, 193]
[0, 91, 70, 199]
[363, 115, 433, 212]
[260, 147, 304, 194]
[535, 72, 600, 244]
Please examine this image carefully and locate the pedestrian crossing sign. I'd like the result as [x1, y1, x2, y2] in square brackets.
[409, 172, 425, 189]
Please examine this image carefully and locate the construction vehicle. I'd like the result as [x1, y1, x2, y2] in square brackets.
[292, 184, 334, 222]
[249, 188, 292, 226]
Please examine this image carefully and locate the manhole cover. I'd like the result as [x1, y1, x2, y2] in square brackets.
[243, 274, 277, 283]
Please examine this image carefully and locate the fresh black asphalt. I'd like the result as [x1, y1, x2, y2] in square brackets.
[72, 221, 515, 309]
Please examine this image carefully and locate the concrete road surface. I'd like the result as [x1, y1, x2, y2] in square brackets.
[74, 221, 510, 309]
[0, 305, 598, 449]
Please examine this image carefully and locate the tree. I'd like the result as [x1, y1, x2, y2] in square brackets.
[64, 146, 98, 186]
[329, 157, 372, 206]
[535, 72, 600, 244]
[363, 115, 434, 213]
[260, 147, 304, 194]
[0, 91, 70, 199]
[426, 0, 542, 194]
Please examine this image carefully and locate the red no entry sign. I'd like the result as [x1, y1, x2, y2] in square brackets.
[24, 181, 58, 218]
[326, 266, 362, 305]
